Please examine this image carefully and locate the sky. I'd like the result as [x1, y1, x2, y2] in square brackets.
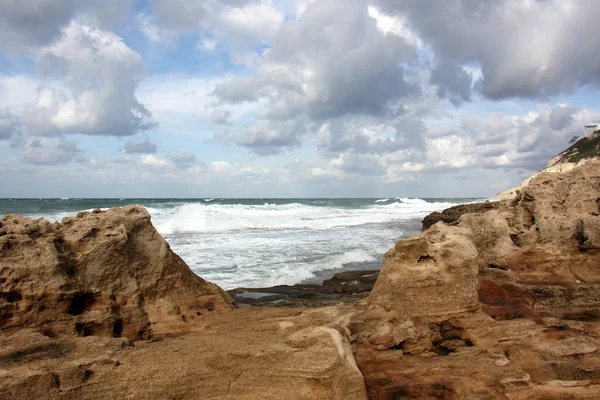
[1, 0, 599, 198]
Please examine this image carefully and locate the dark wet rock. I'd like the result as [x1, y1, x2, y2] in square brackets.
[421, 200, 501, 231]
[228, 270, 380, 306]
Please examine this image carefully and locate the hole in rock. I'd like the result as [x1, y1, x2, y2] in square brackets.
[41, 326, 56, 338]
[3, 291, 23, 303]
[431, 344, 454, 356]
[392, 340, 407, 351]
[487, 264, 508, 271]
[112, 319, 124, 337]
[83, 228, 100, 239]
[75, 322, 94, 337]
[82, 369, 94, 382]
[417, 255, 435, 263]
[137, 328, 150, 340]
[68, 292, 96, 315]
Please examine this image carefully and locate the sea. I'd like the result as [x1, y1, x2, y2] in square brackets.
[0, 198, 481, 290]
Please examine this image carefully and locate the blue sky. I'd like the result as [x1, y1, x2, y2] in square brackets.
[1, 0, 599, 198]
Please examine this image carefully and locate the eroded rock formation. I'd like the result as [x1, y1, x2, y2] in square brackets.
[354, 159, 600, 399]
[0, 206, 369, 400]
[0, 205, 233, 340]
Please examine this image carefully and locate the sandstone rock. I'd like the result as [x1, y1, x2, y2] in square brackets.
[0, 307, 368, 400]
[367, 223, 480, 322]
[0, 206, 368, 400]
[0, 205, 233, 340]
[354, 159, 600, 399]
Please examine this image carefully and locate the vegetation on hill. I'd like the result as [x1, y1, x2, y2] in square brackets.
[553, 134, 600, 165]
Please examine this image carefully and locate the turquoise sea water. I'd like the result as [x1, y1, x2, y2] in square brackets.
[0, 197, 480, 289]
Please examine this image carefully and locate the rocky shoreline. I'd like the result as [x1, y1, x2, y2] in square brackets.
[2, 154, 600, 399]
[227, 269, 380, 307]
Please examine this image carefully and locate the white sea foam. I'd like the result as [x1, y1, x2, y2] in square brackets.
[18, 198, 467, 289]
[151, 200, 457, 235]
[396, 197, 427, 205]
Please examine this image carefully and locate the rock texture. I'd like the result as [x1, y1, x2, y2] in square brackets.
[228, 270, 380, 306]
[0, 205, 368, 399]
[0, 205, 233, 340]
[354, 159, 600, 399]
[421, 200, 500, 231]
[0, 307, 368, 400]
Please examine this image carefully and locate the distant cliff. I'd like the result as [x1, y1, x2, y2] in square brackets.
[496, 134, 600, 199]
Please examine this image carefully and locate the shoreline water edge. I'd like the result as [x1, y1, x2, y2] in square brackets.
[0, 197, 480, 290]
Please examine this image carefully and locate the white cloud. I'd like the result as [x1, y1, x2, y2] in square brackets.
[22, 23, 156, 137]
[0, 75, 40, 110]
[123, 138, 158, 154]
[209, 110, 232, 125]
[0, 0, 132, 54]
[214, 0, 419, 159]
[141, 154, 169, 169]
[18, 137, 80, 165]
[0, 109, 22, 140]
[376, 0, 600, 99]
[197, 38, 217, 51]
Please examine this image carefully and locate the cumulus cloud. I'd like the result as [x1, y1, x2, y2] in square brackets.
[168, 150, 197, 169]
[311, 118, 402, 155]
[425, 104, 596, 172]
[211, 0, 426, 156]
[123, 138, 158, 154]
[22, 23, 156, 137]
[209, 110, 232, 125]
[214, 2, 284, 66]
[143, 0, 282, 65]
[215, 0, 417, 120]
[375, 0, 600, 100]
[309, 103, 596, 185]
[235, 120, 302, 155]
[140, 154, 170, 173]
[19, 137, 81, 165]
[331, 152, 386, 176]
[146, 0, 215, 36]
[0, 0, 131, 54]
[0, 109, 21, 140]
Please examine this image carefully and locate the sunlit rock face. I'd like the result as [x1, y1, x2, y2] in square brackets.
[354, 159, 600, 399]
[0, 205, 233, 340]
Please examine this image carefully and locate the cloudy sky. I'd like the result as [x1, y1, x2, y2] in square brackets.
[1, 0, 599, 198]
